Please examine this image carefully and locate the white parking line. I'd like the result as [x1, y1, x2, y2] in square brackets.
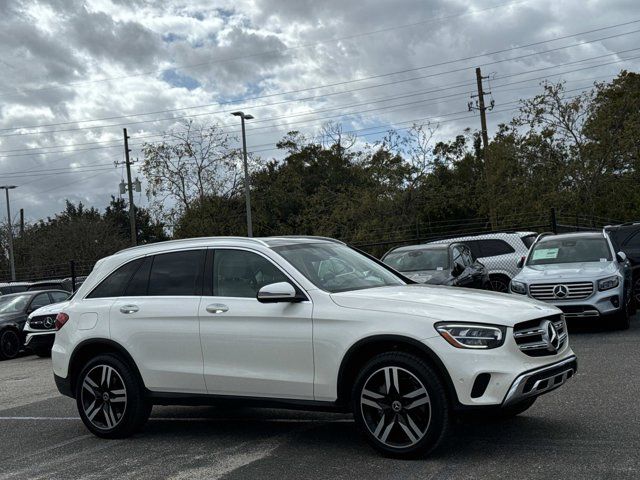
[0, 416, 354, 423]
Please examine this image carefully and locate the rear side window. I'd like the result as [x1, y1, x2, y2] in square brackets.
[87, 259, 144, 299]
[463, 240, 482, 259]
[478, 239, 515, 257]
[147, 250, 205, 296]
[30, 293, 51, 310]
[124, 257, 152, 296]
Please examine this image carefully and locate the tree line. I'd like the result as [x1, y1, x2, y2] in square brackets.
[1, 71, 638, 279]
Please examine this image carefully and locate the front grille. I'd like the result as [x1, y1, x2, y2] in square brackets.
[529, 281, 594, 300]
[513, 315, 567, 357]
[28, 315, 57, 331]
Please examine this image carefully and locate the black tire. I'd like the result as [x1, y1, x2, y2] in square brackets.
[76, 353, 151, 439]
[351, 352, 449, 458]
[498, 397, 536, 418]
[489, 275, 510, 293]
[0, 328, 21, 360]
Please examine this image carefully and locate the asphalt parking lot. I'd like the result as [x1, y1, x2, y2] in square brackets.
[1, 318, 639, 480]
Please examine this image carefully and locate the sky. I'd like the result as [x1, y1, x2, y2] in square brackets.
[0, 0, 639, 224]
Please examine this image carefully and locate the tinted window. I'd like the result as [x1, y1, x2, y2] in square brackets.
[87, 259, 143, 299]
[50, 291, 69, 303]
[463, 240, 482, 259]
[214, 249, 289, 298]
[148, 250, 204, 296]
[30, 293, 51, 310]
[478, 239, 515, 257]
[520, 234, 536, 249]
[625, 231, 640, 248]
[124, 256, 152, 296]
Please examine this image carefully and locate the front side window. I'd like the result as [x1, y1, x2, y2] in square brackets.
[147, 250, 205, 296]
[30, 293, 51, 310]
[274, 243, 405, 293]
[528, 237, 612, 266]
[383, 248, 449, 272]
[452, 247, 465, 270]
[213, 249, 289, 298]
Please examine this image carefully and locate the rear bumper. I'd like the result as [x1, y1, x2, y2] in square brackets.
[502, 355, 577, 406]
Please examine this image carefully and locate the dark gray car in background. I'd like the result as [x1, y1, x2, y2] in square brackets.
[381, 243, 490, 289]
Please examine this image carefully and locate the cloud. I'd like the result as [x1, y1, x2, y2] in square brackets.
[0, 0, 638, 223]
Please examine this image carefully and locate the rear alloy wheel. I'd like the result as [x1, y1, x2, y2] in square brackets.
[352, 352, 449, 458]
[77, 354, 151, 438]
[489, 276, 510, 293]
[0, 329, 20, 360]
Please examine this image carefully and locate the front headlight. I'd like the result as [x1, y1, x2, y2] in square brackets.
[510, 280, 527, 295]
[598, 276, 619, 291]
[435, 323, 505, 349]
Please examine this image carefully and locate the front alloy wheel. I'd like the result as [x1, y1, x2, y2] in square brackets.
[352, 352, 449, 458]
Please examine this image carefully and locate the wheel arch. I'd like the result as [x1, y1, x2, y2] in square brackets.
[68, 338, 144, 395]
[336, 334, 458, 408]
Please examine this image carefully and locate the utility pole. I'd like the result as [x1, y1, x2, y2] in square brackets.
[123, 128, 137, 246]
[470, 67, 496, 229]
[1, 185, 17, 281]
[231, 111, 254, 237]
[19, 209, 24, 237]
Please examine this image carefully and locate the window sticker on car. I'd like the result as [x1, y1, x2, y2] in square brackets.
[532, 248, 559, 260]
[600, 258, 607, 262]
[437, 267, 443, 270]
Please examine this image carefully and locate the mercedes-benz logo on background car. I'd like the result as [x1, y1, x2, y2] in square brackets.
[43, 316, 55, 329]
[553, 284, 569, 299]
[541, 319, 561, 352]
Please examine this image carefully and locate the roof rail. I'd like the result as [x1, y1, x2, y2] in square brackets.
[268, 235, 345, 245]
[117, 236, 270, 254]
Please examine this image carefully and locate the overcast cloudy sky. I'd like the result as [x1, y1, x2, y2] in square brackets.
[0, 0, 638, 223]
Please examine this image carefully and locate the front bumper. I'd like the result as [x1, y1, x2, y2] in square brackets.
[502, 355, 577, 406]
[524, 284, 624, 318]
[24, 331, 55, 350]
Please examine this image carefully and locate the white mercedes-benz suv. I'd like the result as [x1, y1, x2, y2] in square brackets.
[52, 236, 576, 457]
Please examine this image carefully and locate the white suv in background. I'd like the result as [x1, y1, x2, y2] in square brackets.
[430, 232, 536, 292]
[52, 236, 576, 458]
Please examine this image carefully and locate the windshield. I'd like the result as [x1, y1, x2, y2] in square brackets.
[383, 248, 449, 272]
[273, 243, 405, 293]
[528, 237, 612, 265]
[0, 294, 30, 314]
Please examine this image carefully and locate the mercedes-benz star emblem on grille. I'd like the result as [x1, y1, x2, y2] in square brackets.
[541, 320, 560, 352]
[43, 316, 55, 329]
[552, 284, 569, 298]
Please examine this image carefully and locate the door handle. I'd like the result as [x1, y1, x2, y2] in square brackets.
[206, 303, 229, 314]
[119, 305, 139, 314]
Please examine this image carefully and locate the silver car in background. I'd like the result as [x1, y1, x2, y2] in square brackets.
[510, 232, 633, 329]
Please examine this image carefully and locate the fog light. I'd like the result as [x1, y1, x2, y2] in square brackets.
[610, 296, 620, 308]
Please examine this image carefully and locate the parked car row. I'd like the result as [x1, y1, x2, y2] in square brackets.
[0, 276, 87, 296]
[0, 290, 70, 360]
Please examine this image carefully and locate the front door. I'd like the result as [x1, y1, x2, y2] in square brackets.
[199, 248, 314, 400]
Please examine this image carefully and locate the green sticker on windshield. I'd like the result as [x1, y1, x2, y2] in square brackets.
[532, 248, 559, 260]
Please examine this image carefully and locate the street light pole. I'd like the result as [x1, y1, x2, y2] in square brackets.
[0, 185, 17, 281]
[232, 111, 254, 237]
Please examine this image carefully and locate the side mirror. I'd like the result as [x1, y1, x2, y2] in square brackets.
[517, 256, 525, 269]
[257, 282, 302, 303]
[616, 251, 627, 263]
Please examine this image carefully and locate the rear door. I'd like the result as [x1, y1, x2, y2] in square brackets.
[109, 250, 206, 394]
[199, 248, 314, 399]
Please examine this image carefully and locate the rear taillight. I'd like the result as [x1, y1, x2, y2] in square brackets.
[55, 312, 70, 330]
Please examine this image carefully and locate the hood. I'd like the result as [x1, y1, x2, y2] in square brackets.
[516, 261, 618, 282]
[28, 301, 70, 319]
[401, 270, 450, 285]
[330, 285, 558, 327]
